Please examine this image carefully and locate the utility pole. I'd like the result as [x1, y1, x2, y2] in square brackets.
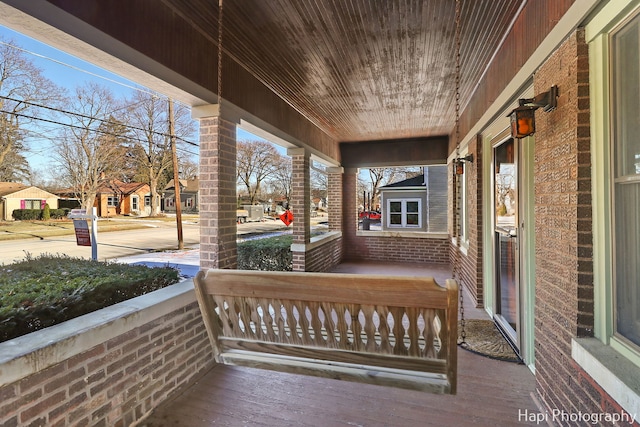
[168, 98, 184, 249]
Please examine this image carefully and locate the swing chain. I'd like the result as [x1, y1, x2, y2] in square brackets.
[452, 0, 467, 346]
[217, 0, 224, 113]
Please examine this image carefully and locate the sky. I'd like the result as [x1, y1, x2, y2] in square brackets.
[0, 25, 265, 177]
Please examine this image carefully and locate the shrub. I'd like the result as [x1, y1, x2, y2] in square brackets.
[42, 203, 50, 220]
[0, 254, 180, 342]
[12, 209, 41, 220]
[50, 208, 69, 219]
[11, 208, 69, 220]
[238, 234, 293, 271]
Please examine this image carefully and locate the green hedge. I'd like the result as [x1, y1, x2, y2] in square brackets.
[237, 234, 293, 271]
[11, 208, 69, 220]
[0, 254, 180, 342]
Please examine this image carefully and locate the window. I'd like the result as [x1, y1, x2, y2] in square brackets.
[612, 13, 640, 348]
[166, 198, 175, 208]
[144, 196, 151, 206]
[23, 199, 42, 209]
[131, 196, 139, 211]
[186, 198, 193, 208]
[460, 162, 470, 243]
[387, 198, 422, 228]
[107, 196, 119, 207]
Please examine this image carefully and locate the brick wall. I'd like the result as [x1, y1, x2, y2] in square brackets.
[458, 136, 483, 307]
[532, 28, 626, 424]
[0, 285, 213, 427]
[293, 235, 343, 272]
[199, 115, 237, 269]
[327, 168, 343, 232]
[290, 149, 311, 246]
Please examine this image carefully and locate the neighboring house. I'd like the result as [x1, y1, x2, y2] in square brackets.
[94, 179, 152, 217]
[378, 166, 447, 233]
[163, 178, 199, 213]
[0, 182, 59, 221]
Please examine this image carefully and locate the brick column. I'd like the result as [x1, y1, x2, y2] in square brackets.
[288, 148, 310, 271]
[327, 167, 343, 232]
[193, 105, 237, 270]
[342, 168, 359, 259]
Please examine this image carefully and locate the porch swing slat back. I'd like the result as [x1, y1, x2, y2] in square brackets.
[194, 269, 458, 394]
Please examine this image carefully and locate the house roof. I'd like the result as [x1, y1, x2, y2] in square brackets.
[165, 178, 199, 193]
[96, 179, 149, 195]
[0, 182, 28, 197]
[0, 182, 59, 199]
[380, 175, 425, 189]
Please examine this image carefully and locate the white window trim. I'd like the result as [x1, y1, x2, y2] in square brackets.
[386, 198, 422, 229]
[459, 157, 471, 251]
[579, 0, 640, 417]
[131, 195, 139, 211]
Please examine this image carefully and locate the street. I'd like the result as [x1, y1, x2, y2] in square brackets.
[0, 219, 201, 265]
[0, 216, 313, 265]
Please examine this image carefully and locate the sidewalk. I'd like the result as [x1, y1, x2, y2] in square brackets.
[112, 246, 201, 279]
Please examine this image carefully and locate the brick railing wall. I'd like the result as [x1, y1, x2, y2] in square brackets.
[344, 233, 450, 264]
[0, 282, 213, 427]
[292, 232, 343, 272]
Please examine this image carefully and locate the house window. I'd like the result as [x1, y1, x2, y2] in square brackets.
[23, 199, 41, 209]
[387, 198, 422, 228]
[460, 162, 470, 243]
[131, 196, 139, 211]
[186, 198, 193, 208]
[144, 196, 151, 206]
[166, 198, 174, 207]
[107, 196, 119, 207]
[612, 13, 640, 348]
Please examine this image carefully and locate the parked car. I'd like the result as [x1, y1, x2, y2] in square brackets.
[359, 210, 381, 220]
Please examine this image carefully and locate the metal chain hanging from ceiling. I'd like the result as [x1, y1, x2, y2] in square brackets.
[217, 0, 223, 114]
[452, 0, 467, 347]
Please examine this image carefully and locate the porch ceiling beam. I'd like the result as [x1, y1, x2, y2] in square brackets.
[339, 137, 448, 168]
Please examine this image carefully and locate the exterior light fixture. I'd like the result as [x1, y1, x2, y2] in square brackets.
[455, 154, 473, 175]
[508, 85, 559, 138]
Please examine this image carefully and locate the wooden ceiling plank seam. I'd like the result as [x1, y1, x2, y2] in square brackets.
[164, 0, 528, 142]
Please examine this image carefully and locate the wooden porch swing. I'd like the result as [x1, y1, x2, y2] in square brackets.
[193, 0, 463, 395]
[194, 270, 458, 393]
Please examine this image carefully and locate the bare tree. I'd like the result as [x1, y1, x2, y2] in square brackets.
[54, 82, 125, 209]
[362, 166, 422, 210]
[268, 153, 292, 205]
[310, 161, 327, 207]
[179, 157, 199, 180]
[236, 140, 279, 204]
[122, 92, 195, 216]
[0, 37, 65, 182]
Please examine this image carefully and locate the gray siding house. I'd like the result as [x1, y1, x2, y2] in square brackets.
[379, 165, 447, 233]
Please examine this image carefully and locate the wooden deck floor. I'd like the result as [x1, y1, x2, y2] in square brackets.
[142, 348, 538, 427]
[142, 262, 540, 426]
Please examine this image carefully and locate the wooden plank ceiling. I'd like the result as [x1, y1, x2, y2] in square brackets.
[167, 0, 525, 143]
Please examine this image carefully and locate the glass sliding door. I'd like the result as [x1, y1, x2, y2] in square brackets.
[493, 138, 520, 350]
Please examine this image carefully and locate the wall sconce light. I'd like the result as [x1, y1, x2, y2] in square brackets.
[508, 85, 558, 138]
[455, 153, 473, 175]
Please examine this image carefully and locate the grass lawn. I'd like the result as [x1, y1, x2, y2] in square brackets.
[0, 215, 199, 242]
